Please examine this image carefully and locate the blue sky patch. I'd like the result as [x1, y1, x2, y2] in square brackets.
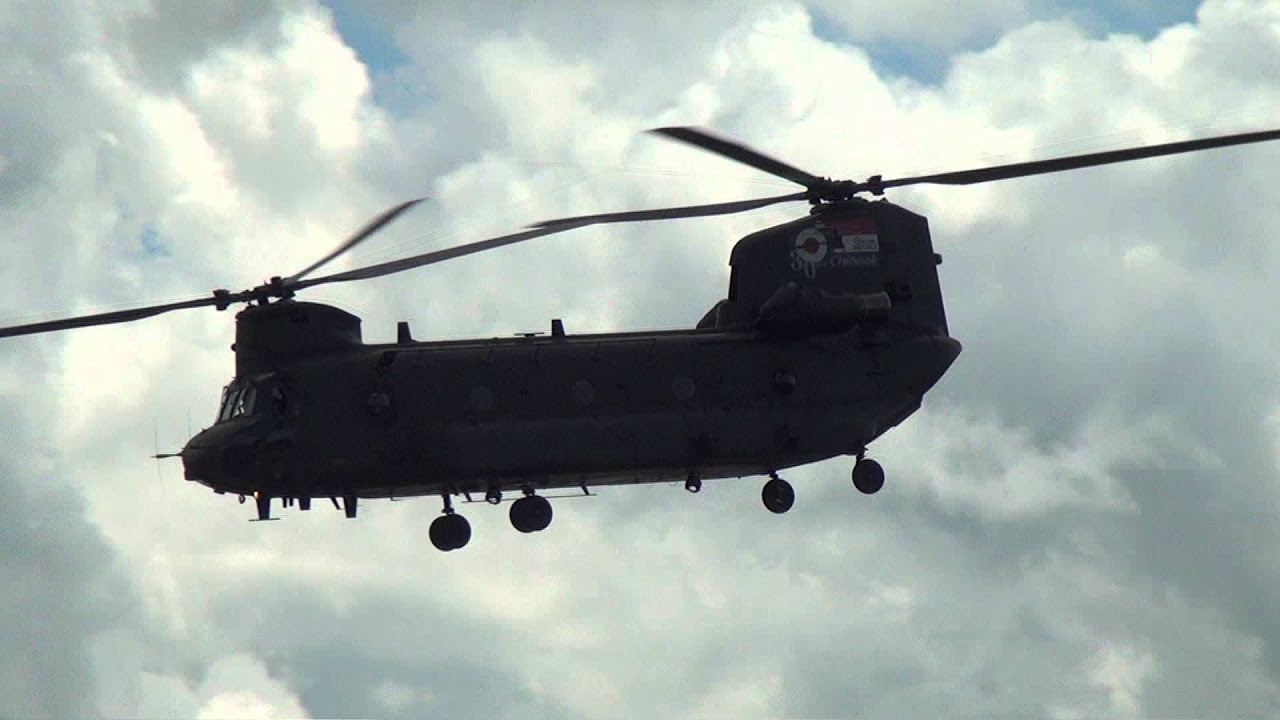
[322, 0, 409, 76]
[810, 1, 1202, 85]
[1063, 0, 1200, 40]
[138, 225, 170, 258]
[321, 0, 433, 115]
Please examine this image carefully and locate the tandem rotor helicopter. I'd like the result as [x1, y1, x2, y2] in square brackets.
[7, 126, 1280, 551]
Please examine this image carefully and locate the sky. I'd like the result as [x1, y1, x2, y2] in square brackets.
[2, 0, 1280, 717]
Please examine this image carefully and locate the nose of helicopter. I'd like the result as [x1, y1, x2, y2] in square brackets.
[180, 442, 217, 483]
[180, 425, 260, 483]
[181, 422, 290, 490]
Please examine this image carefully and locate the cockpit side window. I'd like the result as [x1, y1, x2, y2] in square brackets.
[219, 387, 239, 422]
[271, 385, 289, 415]
[217, 385, 233, 422]
[217, 377, 301, 423]
[233, 386, 257, 418]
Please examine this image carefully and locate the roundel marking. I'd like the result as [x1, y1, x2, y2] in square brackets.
[794, 228, 828, 264]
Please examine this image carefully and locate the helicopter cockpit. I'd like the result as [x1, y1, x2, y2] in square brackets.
[216, 378, 291, 423]
[185, 377, 297, 492]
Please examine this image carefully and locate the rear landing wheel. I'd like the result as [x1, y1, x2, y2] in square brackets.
[762, 475, 794, 514]
[852, 458, 885, 495]
[429, 513, 471, 551]
[510, 494, 553, 533]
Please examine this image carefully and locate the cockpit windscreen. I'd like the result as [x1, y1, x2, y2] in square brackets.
[217, 383, 258, 422]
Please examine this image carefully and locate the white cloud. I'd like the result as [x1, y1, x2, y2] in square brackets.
[1088, 644, 1157, 716]
[195, 655, 311, 720]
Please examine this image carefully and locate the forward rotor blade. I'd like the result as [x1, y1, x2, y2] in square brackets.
[285, 198, 426, 285]
[878, 127, 1280, 191]
[296, 191, 808, 291]
[294, 221, 596, 289]
[0, 295, 220, 339]
[650, 127, 823, 187]
[530, 191, 808, 229]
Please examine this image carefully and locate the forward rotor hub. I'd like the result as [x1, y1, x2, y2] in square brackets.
[807, 177, 880, 203]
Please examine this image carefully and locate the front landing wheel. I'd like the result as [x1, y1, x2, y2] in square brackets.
[762, 476, 794, 514]
[852, 458, 885, 495]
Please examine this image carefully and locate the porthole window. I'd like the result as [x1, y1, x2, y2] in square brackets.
[671, 375, 696, 402]
[773, 370, 797, 394]
[367, 392, 391, 416]
[469, 385, 494, 412]
[572, 379, 595, 407]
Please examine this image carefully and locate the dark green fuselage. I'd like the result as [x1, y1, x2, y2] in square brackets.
[182, 198, 961, 500]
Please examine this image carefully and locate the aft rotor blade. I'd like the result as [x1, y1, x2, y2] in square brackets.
[877, 127, 1280, 191]
[530, 191, 808, 229]
[651, 127, 823, 187]
[0, 295, 221, 339]
[285, 198, 426, 285]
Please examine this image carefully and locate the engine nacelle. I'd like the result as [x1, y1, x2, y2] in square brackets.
[756, 283, 891, 337]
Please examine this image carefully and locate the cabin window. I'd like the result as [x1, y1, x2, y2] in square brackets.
[270, 385, 289, 415]
[572, 379, 595, 407]
[671, 375, 696, 401]
[469, 385, 494, 413]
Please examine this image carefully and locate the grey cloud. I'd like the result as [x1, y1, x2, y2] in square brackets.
[0, 422, 136, 718]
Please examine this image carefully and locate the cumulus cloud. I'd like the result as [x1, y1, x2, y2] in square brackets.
[3, 0, 1280, 717]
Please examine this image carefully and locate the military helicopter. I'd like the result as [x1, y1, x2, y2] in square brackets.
[6, 126, 1280, 552]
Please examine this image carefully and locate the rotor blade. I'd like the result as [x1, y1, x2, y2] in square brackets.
[0, 295, 220, 339]
[530, 191, 808, 229]
[877, 127, 1280, 191]
[650, 127, 823, 187]
[294, 222, 596, 289]
[295, 191, 809, 290]
[285, 198, 426, 285]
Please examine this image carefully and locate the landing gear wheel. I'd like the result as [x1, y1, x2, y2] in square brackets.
[429, 513, 471, 551]
[510, 495, 553, 533]
[485, 487, 502, 505]
[852, 458, 885, 495]
[762, 475, 794, 514]
[685, 472, 702, 493]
